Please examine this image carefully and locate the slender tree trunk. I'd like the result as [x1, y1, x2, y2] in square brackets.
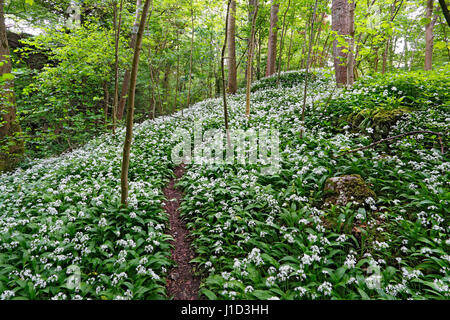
[286, 28, 294, 71]
[382, 37, 390, 74]
[382, 2, 397, 74]
[319, 33, 330, 67]
[148, 47, 156, 118]
[245, 0, 257, 82]
[187, 1, 194, 107]
[390, 36, 397, 69]
[113, 0, 124, 134]
[151, 73, 157, 118]
[441, 19, 450, 60]
[222, 0, 232, 142]
[311, 12, 326, 67]
[347, 0, 355, 85]
[257, 30, 262, 79]
[438, 0, 450, 27]
[425, 0, 435, 70]
[352, 0, 376, 69]
[299, 18, 308, 69]
[246, 0, 259, 117]
[266, 0, 279, 77]
[117, 0, 142, 121]
[332, 0, 355, 86]
[227, 0, 237, 93]
[103, 81, 109, 123]
[300, 0, 319, 138]
[162, 65, 171, 115]
[324, 37, 333, 67]
[121, 0, 152, 205]
[0, 0, 23, 171]
[374, 46, 379, 72]
[404, 33, 409, 69]
[276, 0, 291, 84]
[174, 32, 180, 112]
[208, 31, 213, 98]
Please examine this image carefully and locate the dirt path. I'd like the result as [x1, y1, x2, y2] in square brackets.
[164, 165, 200, 300]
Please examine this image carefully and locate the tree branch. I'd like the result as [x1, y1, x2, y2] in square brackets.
[337, 130, 446, 156]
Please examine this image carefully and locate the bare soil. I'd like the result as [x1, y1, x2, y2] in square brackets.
[164, 165, 200, 300]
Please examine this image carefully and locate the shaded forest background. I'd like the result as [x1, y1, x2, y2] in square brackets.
[0, 0, 449, 166]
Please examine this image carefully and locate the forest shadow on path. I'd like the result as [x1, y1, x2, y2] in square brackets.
[164, 165, 201, 300]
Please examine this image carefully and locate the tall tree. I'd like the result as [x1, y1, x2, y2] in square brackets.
[276, 0, 291, 84]
[186, 0, 195, 108]
[266, 0, 279, 77]
[222, 0, 232, 145]
[174, 29, 180, 111]
[245, 0, 257, 82]
[112, 0, 124, 134]
[0, 0, 23, 171]
[227, 0, 237, 93]
[286, 28, 294, 71]
[121, 0, 152, 205]
[116, 0, 142, 121]
[425, 0, 437, 70]
[246, 0, 259, 117]
[438, 0, 450, 27]
[300, 0, 319, 138]
[331, 0, 355, 86]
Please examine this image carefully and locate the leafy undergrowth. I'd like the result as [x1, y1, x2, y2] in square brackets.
[179, 67, 450, 300]
[0, 67, 449, 300]
[0, 119, 179, 299]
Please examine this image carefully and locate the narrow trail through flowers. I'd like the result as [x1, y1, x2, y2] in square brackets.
[164, 165, 200, 300]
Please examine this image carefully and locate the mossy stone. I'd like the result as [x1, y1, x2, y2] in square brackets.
[348, 107, 410, 139]
[372, 107, 410, 139]
[323, 174, 376, 207]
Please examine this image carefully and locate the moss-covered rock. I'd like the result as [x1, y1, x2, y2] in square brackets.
[372, 108, 410, 138]
[323, 174, 376, 207]
[348, 107, 410, 139]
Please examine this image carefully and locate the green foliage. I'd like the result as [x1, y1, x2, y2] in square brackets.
[177, 69, 449, 300]
[326, 64, 450, 139]
[14, 23, 129, 158]
[0, 118, 177, 299]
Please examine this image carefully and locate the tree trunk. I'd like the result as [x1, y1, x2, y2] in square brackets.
[174, 32, 180, 112]
[311, 12, 326, 68]
[162, 65, 171, 115]
[113, 0, 124, 134]
[187, 1, 194, 107]
[0, 0, 23, 171]
[346, 0, 355, 85]
[299, 18, 308, 69]
[319, 33, 330, 67]
[257, 30, 262, 79]
[266, 0, 279, 77]
[227, 0, 237, 94]
[438, 0, 450, 27]
[246, 0, 259, 117]
[121, 0, 152, 205]
[374, 47, 379, 72]
[286, 28, 294, 71]
[332, 0, 355, 86]
[222, 0, 232, 142]
[425, 0, 435, 70]
[245, 0, 257, 82]
[208, 31, 213, 98]
[117, 0, 142, 121]
[300, 0, 319, 139]
[276, 0, 291, 84]
[103, 81, 109, 123]
[382, 38, 389, 74]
